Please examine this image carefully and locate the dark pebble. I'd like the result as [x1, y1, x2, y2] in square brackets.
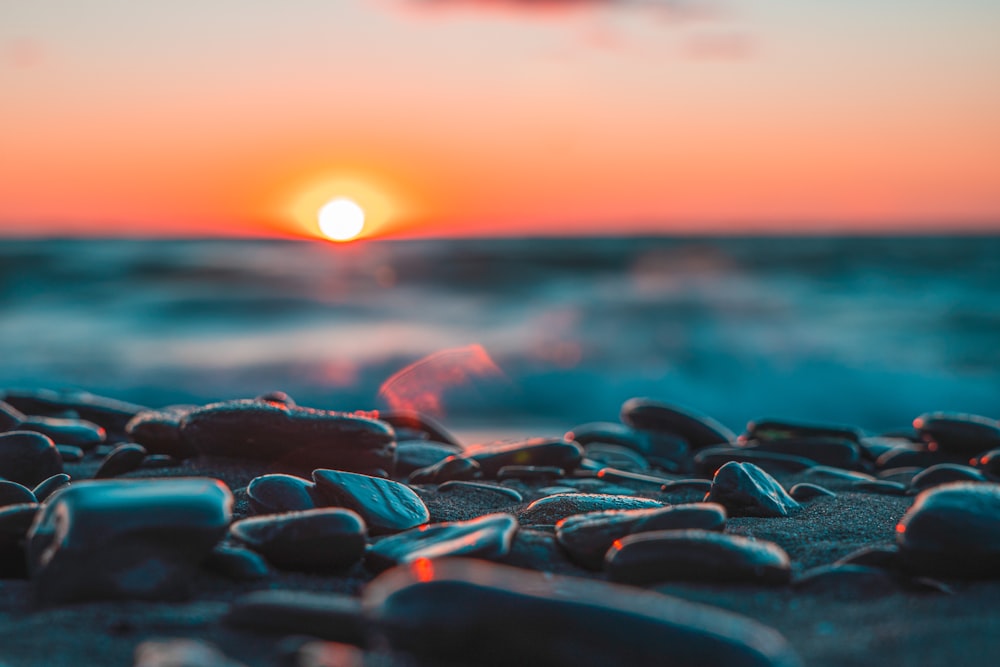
[55, 444, 84, 462]
[496, 465, 565, 481]
[834, 545, 901, 570]
[203, 544, 270, 581]
[801, 466, 876, 487]
[365, 558, 803, 667]
[897, 482, 1000, 578]
[556, 503, 727, 570]
[0, 431, 63, 486]
[140, 454, 179, 469]
[0, 480, 36, 507]
[226, 590, 366, 646]
[695, 447, 818, 477]
[395, 441, 463, 477]
[972, 448, 1000, 477]
[94, 443, 147, 479]
[0, 389, 145, 435]
[876, 446, 951, 470]
[230, 508, 366, 572]
[180, 399, 396, 474]
[27, 478, 232, 603]
[860, 437, 915, 461]
[788, 483, 836, 501]
[125, 406, 198, 459]
[366, 513, 518, 572]
[594, 467, 674, 488]
[620, 398, 736, 449]
[744, 437, 862, 470]
[913, 412, 1000, 455]
[661, 478, 713, 493]
[705, 462, 800, 518]
[565, 421, 650, 449]
[246, 473, 317, 515]
[0, 401, 25, 432]
[745, 418, 861, 443]
[792, 564, 899, 598]
[32, 473, 71, 503]
[407, 455, 481, 484]
[519, 493, 663, 526]
[312, 469, 429, 535]
[255, 390, 295, 406]
[582, 443, 651, 472]
[0, 503, 39, 578]
[909, 463, 988, 492]
[852, 479, 908, 496]
[876, 466, 924, 485]
[462, 438, 583, 478]
[437, 480, 524, 502]
[17, 416, 106, 448]
[378, 409, 461, 447]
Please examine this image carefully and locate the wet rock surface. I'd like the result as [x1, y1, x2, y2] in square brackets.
[706, 462, 801, 517]
[366, 512, 517, 572]
[230, 508, 366, 572]
[519, 492, 664, 525]
[0, 430, 64, 486]
[312, 469, 429, 535]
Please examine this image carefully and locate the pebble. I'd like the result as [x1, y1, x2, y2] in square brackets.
[620, 398, 736, 449]
[592, 467, 673, 488]
[246, 473, 318, 515]
[366, 513, 518, 572]
[876, 466, 924, 485]
[312, 469, 429, 535]
[705, 462, 801, 518]
[556, 503, 727, 570]
[437, 480, 524, 502]
[395, 441, 463, 477]
[860, 436, 915, 461]
[407, 455, 481, 484]
[95, 443, 148, 479]
[606, 529, 791, 585]
[203, 544, 270, 580]
[55, 444, 84, 462]
[27, 477, 232, 603]
[0, 400, 25, 431]
[745, 418, 861, 443]
[462, 438, 583, 478]
[255, 390, 295, 406]
[0, 503, 39, 577]
[32, 473, 71, 502]
[0, 431, 64, 486]
[17, 416, 106, 448]
[788, 483, 836, 501]
[1, 389, 145, 435]
[180, 400, 396, 473]
[834, 545, 901, 570]
[364, 558, 803, 667]
[909, 463, 988, 492]
[695, 447, 817, 476]
[913, 412, 1000, 455]
[565, 421, 650, 449]
[744, 437, 862, 470]
[230, 508, 366, 572]
[972, 448, 1000, 477]
[133, 639, 246, 667]
[0, 480, 37, 507]
[378, 409, 461, 447]
[519, 493, 663, 526]
[497, 465, 564, 481]
[801, 466, 876, 487]
[792, 564, 899, 598]
[582, 443, 651, 472]
[226, 590, 367, 646]
[896, 482, 1000, 578]
[875, 446, 950, 470]
[140, 454, 180, 469]
[851, 479, 908, 496]
[125, 406, 198, 458]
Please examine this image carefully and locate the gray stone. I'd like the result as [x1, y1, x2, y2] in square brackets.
[706, 462, 800, 517]
[312, 469, 429, 535]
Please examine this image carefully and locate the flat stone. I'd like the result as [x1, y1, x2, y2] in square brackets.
[914, 412, 1000, 455]
[875, 446, 950, 470]
[378, 410, 461, 447]
[852, 479, 908, 496]
[180, 400, 396, 473]
[437, 480, 523, 502]
[695, 447, 817, 477]
[972, 448, 1000, 477]
[568, 421, 688, 464]
[133, 639, 246, 667]
[246, 473, 317, 515]
[909, 463, 988, 492]
[27, 478, 232, 603]
[140, 454, 179, 469]
[788, 483, 837, 501]
[225, 590, 366, 646]
[395, 441, 463, 477]
[556, 503, 727, 570]
[203, 544, 270, 580]
[706, 462, 801, 518]
[801, 466, 876, 488]
[594, 467, 675, 488]
[1, 389, 145, 435]
[230, 508, 366, 572]
[0, 480, 36, 507]
[0, 431, 63, 486]
[366, 513, 518, 572]
[364, 558, 802, 667]
[497, 465, 565, 481]
[407, 455, 480, 484]
[0, 503, 38, 577]
[0, 400, 24, 431]
[255, 390, 295, 406]
[897, 482, 1000, 578]
[745, 437, 862, 470]
[461, 438, 583, 478]
[55, 444, 84, 462]
[792, 564, 899, 598]
[834, 545, 901, 570]
[745, 418, 861, 443]
[877, 466, 924, 485]
[17, 416, 106, 448]
[312, 469, 429, 535]
[582, 443, 651, 472]
[95, 443, 147, 479]
[620, 398, 736, 449]
[519, 493, 663, 526]
[125, 406, 198, 458]
[32, 473, 71, 503]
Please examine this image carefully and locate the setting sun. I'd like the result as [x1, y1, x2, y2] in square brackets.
[318, 198, 366, 241]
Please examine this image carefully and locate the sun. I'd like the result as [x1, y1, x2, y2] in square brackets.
[318, 198, 366, 241]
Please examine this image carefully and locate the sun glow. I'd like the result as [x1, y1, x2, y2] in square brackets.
[318, 198, 366, 241]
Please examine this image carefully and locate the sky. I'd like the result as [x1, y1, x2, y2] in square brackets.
[1, 0, 999, 239]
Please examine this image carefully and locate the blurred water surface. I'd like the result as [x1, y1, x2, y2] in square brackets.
[2, 237, 998, 438]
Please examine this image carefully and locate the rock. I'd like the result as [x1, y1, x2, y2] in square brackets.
[133, 639, 246, 667]
[366, 513, 518, 572]
[606, 529, 791, 585]
[706, 462, 800, 517]
[620, 398, 736, 449]
[364, 558, 802, 667]
[801, 466, 876, 488]
[377, 410, 461, 447]
[745, 418, 861, 443]
[0, 503, 38, 577]
[312, 469, 429, 535]
[394, 441, 462, 477]
[462, 438, 584, 478]
[0, 401, 25, 431]
[914, 412, 1000, 455]
[226, 590, 367, 646]
[909, 463, 988, 492]
[593, 467, 675, 488]
[497, 465, 564, 481]
[834, 545, 901, 569]
[140, 454, 179, 469]
[852, 480, 908, 496]
[860, 436, 915, 461]
[17, 416, 106, 448]
[744, 437, 862, 470]
[556, 503, 727, 570]
[230, 508, 366, 572]
[26, 477, 232, 603]
[55, 444, 84, 462]
[246, 473, 317, 515]
[788, 483, 836, 501]
[897, 482, 1000, 578]
[695, 447, 817, 477]
[792, 564, 899, 598]
[582, 443, 651, 472]
[125, 406, 198, 459]
[876, 446, 951, 470]
[32, 473, 71, 503]
[180, 400, 396, 474]
[203, 544, 269, 580]
[255, 390, 295, 406]
[0, 431, 63, 486]
[519, 493, 663, 526]
[437, 481, 524, 502]
[407, 455, 480, 484]
[0, 480, 36, 507]
[972, 448, 1000, 477]
[95, 443, 147, 479]
[877, 466, 924, 485]
[661, 479, 713, 494]
[1, 389, 145, 435]
[568, 421, 689, 464]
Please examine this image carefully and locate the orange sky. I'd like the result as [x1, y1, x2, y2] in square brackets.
[2, 1, 999, 239]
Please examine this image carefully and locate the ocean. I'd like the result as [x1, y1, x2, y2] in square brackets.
[2, 236, 998, 441]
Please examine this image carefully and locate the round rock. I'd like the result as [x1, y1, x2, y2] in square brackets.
[312, 469, 429, 535]
[0, 431, 63, 486]
[231, 508, 366, 572]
